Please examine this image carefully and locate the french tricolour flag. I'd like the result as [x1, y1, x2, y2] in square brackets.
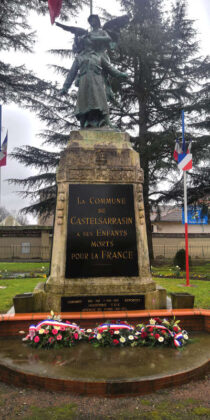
[174, 139, 192, 171]
[0, 132, 8, 167]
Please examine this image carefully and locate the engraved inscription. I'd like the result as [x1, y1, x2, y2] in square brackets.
[65, 184, 139, 278]
[61, 295, 145, 312]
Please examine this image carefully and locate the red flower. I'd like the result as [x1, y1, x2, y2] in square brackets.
[113, 339, 119, 345]
[173, 326, 179, 333]
[155, 333, 160, 339]
[110, 330, 114, 336]
[154, 317, 161, 324]
[141, 332, 147, 339]
[88, 336, 94, 341]
[162, 330, 167, 334]
[150, 333, 154, 336]
[52, 328, 58, 335]
[48, 337, 54, 344]
[74, 333, 79, 340]
[148, 327, 153, 332]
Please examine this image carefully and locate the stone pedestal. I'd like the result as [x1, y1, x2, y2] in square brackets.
[33, 130, 166, 312]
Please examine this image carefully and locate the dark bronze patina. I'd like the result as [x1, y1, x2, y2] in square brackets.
[57, 15, 129, 128]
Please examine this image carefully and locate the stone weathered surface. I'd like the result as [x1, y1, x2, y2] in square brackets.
[32, 129, 166, 312]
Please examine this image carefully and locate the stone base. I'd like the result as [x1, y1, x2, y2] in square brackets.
[32, 281, 167, 312]
[18, 129, 167, 314]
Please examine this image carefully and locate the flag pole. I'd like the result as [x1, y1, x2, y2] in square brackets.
[90, 0, 93, 15]
[182, 110, 190, 286]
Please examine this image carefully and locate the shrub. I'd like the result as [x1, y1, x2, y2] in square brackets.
[173, 249, 192, 270]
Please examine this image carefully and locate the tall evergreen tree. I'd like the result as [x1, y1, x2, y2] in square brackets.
[1, 0, 86, 215]
[110, 0, 210, 259]
[10, 0, 210, 262]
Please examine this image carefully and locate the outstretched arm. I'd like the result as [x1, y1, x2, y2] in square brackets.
[55, 22, 87, 37]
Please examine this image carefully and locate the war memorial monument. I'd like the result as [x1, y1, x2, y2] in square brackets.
[31, 13, 167, 313]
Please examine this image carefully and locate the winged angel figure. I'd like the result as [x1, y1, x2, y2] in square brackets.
[56, 14, 129, 129]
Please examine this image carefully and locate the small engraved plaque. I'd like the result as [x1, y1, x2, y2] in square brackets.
[61, 295, 145, 312]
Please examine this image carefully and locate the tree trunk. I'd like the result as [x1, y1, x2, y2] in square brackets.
[138, 99, 154, 263]
[142, 161, 154, 263]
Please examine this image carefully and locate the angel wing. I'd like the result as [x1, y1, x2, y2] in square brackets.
[103, 15, 129, 42]
[55, 22, 88, 37]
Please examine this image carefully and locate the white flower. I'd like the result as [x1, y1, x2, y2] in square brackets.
[50, 310, 54, 317]
[149, 318, 156, 325]
[120, 337, 126, 343]
[158, 337, 164, 342]
[97, 333, 102, 340]
[86, 329, 92, 333]
[128, 335, 134, 340]
[18, 330, 25, 335]
[39, 328, 45, 335]
[183, 334, 188, 340]
[114, 330, 120, 335]
[162, 319, 169, 326]
[135, 331, 141, 335]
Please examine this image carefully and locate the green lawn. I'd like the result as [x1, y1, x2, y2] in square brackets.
[0, 262, 49, 273]
[152, 262, 210, 278]
[155, 277, 210, 309]
[0, 262, 209, 313]
[0, 278, 45, 313]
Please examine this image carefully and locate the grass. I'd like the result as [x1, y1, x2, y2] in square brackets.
[0, 278, 45, 313]
[0, 262, 49, 273]
[151, 262, 210, 278]
[155, 277, 210, 309]
[0, 261, 209, 313]
[21, 404, 77, 420]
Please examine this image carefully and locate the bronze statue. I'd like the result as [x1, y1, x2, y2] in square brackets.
[57, 14, 129, 129]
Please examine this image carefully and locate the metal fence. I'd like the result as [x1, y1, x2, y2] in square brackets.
[153, 245, 210, 260]
[0, 244, 209, 262]
[0, 246, 51, 261]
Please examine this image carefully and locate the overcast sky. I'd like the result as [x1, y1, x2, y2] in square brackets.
[0, 0, 210, 223]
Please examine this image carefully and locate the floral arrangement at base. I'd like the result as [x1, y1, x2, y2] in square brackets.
[22, 311, 85, 349]
[22, 313, 189, 350]
[85, 321, 137, 347]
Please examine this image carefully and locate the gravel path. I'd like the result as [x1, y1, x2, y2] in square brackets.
[0, 374, 209, 419]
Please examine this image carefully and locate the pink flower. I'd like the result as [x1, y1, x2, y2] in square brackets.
[48, 337, 54, 344]
[52, 329, 58, 335]
[74, 333, 79, 340]
[34, 336, 40, 343]
[56, 334, 62, 341]
[44, 330, 49, 334]
[60, 326, 66, 331]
